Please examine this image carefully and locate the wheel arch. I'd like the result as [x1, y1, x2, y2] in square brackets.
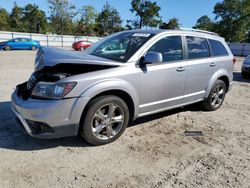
[205, 69, 231, 98]
[82, 89, 135, 123]
[79, 79, 139, 122]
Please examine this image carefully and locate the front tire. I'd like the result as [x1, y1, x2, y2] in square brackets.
[242, 71, 249, 79]
[203, 79, 226, 111]
[4, 45, 11, 51]
[80, 95, 129, 145]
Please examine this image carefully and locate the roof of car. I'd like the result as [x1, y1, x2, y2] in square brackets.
[123, 29, 223, 40]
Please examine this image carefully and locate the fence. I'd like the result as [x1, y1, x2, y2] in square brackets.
[228, 43, 250, 57]
[0, 31, 100, 47]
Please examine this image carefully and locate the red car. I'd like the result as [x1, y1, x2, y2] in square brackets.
[72, 40, 93, 51]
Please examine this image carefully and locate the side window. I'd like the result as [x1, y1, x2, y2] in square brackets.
[148, 36, 183, 62]
[20, 38, 28, 42]
[208, 39, 229, 56]
[13, 38, 20, 42]
[186, 36, 210, 59]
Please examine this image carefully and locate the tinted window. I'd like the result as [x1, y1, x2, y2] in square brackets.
[148, 36, 183, 62]
[13, 38, 20, 42]
[20, 38, 29, 42]
[208, 39, 228, 56]
[186, 36, 210, 59]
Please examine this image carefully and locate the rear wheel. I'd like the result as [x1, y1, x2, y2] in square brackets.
[31, 46, 37, 51]
[80, 95, 129, 145]
[80, 46, 85, 51]
[4, 45, 11, 51]
[203, 79, 226, 111]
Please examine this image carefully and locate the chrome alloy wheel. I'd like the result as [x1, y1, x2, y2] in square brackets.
[211, 84, 225, 108]
[91, 103, 124, 140]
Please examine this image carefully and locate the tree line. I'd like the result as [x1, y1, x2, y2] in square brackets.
[0, 0, 249, 42]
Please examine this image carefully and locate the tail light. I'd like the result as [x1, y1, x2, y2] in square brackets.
[233, 57, 236, 65]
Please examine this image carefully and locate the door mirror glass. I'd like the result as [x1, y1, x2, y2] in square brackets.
[141, 51, 162, 66]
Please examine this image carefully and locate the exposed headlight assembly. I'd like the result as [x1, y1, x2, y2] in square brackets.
[32, 82, 77, 99]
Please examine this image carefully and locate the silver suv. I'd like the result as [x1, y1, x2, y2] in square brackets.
[11, 29, 234, 145]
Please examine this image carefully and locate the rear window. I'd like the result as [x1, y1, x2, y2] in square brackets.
[186, 36, 210, 59]
[208, 39, 229, 56]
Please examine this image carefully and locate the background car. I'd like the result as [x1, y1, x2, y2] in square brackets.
[0, 38, 40, 51]
[72, 40, 93, 51]
[242, 55, 250, 79]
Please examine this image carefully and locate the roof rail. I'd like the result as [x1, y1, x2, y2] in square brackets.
[179, 28, 218, 36]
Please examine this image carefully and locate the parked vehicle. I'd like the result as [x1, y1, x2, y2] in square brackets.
[12, 29, 234, 145]
[0, 38, 40, 50]
[241, 55, 250, 79]
[72, 40, 93, 51]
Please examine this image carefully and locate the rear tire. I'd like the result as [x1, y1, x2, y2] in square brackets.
[80, 95, 129, 145]
[31, 46, 37, 51]
[80, 46, 85, 51]
[4, 45, 11, 51]
[203, 79, 226, 111]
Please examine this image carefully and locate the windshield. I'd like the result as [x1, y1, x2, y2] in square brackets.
[84, 32, 154, 62]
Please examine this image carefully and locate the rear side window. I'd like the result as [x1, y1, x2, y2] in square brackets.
[208, 39, 229, 56]
[186, 36, 210, 59]
[148, 36, 183, 62]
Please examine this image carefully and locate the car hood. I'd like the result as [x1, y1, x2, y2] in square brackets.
[35, 47, 121, 71]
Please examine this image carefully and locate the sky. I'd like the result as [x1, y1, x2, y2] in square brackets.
[0, 0, 222, 28]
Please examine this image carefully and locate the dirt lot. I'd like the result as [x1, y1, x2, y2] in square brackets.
[0, 50, 250, 188]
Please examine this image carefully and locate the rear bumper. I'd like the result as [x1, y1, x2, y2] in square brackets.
[11, 88, 90, 139]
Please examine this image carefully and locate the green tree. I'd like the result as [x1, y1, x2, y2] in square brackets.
[0, 8, 10, 31]
[9, 3, 24, 32]
[48, 0, 77, 34]
[194, 15, 214, 31]
[22, 4, 48, 33]
[213, 0, 250, 42]
[130, 0, 161, 28]
[160, 18, 180, 29]
[95, 2, 122, 36]
[76, 5, 97, 36]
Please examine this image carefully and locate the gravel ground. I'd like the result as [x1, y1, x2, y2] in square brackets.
[0, 50, 250, 188]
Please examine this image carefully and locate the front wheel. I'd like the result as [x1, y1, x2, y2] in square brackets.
[4, 45, 11, 51]
[80, 95, 129, 145]
[242, 71, 249, 79]
[203, 79, 226, 111]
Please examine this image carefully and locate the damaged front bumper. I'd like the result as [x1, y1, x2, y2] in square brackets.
[11, 86, 90, 139]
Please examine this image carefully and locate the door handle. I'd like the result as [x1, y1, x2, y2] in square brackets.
[176, 67, 185, 72]
[210, 63, 216, 67]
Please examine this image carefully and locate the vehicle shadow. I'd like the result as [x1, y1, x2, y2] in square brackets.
[0, 101, 202, 151]
[233, 72, 250, 83]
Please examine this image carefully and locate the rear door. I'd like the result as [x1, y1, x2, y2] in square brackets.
[182, 36, 217, 103]
[139, 35, 188, 115]
[19, 38, 31, 49]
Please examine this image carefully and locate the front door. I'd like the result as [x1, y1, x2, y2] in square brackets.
[138, 36, 187, 116]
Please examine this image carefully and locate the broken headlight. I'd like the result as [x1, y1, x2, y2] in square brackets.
[32, 82, 77, 99]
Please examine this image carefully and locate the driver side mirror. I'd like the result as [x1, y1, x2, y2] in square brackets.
[140, 52, 163, 67]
